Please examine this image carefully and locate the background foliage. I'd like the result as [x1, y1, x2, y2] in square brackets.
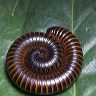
[0, 0, 96, 96]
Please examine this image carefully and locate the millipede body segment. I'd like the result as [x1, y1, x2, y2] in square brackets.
[6, 26, 83, 95]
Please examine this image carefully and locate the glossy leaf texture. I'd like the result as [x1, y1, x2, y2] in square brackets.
[0, 0, 96, 96]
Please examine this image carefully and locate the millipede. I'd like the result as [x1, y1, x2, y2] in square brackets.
[6, 26, 83, 95]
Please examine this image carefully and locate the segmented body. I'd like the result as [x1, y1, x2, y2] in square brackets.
[6, 26, 83, 95]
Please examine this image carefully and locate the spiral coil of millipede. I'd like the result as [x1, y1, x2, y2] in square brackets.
[6, 26, 83, 95]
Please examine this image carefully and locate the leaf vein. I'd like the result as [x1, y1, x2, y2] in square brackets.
[11, 0, 19, 16]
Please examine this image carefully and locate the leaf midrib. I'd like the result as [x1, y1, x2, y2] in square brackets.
[71, 0, 76, 96]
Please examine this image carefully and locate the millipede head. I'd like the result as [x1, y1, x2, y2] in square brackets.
[6, 26, 83, 95]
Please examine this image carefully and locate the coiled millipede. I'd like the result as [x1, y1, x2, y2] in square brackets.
[6, 26, 83, 95]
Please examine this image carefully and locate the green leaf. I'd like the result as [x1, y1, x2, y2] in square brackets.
[0, 0, 96, 96]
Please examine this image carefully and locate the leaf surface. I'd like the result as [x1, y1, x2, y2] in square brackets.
[0, 0, 96, 96]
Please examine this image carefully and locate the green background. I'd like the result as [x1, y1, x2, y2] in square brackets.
[0, 0, 96, 96]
